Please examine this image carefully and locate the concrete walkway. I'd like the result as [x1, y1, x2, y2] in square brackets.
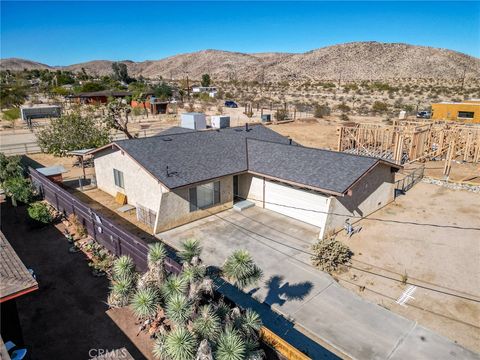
[158, 207, 479, 360]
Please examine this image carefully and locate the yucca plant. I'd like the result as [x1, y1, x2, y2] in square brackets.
[178, 238, 202, 264]
[215, 299, 231, 323]
[153, 327, 197, 360]
[112, 255, 136, 280]
[222, 250, 263, 289]
[215, 326, 246, 360]
[130, 288, 159, 320]
[181, 263, 206, 284]
[138, 242, 168, 290]
[192, 305, 221, 342]
[244, 338, 264, 360]
[239, 309, 262, 338]
[108, 274, 135, 308]
[165, 293, 193, 326]
[149, 242, 167, 265]
[161, 274, 188, 300]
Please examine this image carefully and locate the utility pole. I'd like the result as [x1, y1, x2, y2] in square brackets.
[186, 73, 190, 99]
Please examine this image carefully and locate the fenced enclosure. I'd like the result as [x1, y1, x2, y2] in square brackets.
[395, 166, 425, 197]
[29, 167, 182, 274]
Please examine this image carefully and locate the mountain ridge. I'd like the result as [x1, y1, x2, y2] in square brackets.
[1, 42, 478, 81]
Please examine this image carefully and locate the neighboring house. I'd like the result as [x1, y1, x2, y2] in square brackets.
[0, 231, 38, 347]
[431, 99, 480, 123]
[89, 125, 400, 238]
[69, 90, 132, 105]
[192, 86, 217, 98]
[131, 95, 169, 115]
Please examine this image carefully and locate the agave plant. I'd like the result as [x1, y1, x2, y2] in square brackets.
[178, 238, 202, 264]
[192, 305, 221, 341]
[161, 274, 189, 300]
[165, 293, 193, 326]
[153, 327, 197, 360]
[222, 250, 263, 289]
[112, 255, 136, 280]
[130, 288, 159, 320]
[215, 326, 246, 360]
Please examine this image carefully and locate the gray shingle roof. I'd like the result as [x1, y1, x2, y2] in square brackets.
[247, 139, 378, 194]
[0, 231, 38, 301]
[114, 125, 291, 189]
[103, 124, 392, 194]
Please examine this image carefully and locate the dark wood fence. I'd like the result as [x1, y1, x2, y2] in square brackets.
[29, 167, 182, 274]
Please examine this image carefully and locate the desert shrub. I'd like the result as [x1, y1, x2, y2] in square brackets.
[340, 114, 350, 121]
[2, 107, 20, 121]
[28, 201, 53, 224]
[372, 101, 389, 113]
[311, 238, 353, 272]
[68, 213, 87, 238]
[314, 104, 331, 118]
[336, 103, 351, 113]
[3, 176, 35, 205]
[274, 109, 288, 121]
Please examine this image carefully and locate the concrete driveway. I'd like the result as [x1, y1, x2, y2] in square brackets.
[158, 207, 478, 360]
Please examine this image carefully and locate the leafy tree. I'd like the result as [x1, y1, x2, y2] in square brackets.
[55, 71, 75, 86]
[112, 62, 131, 83]
[37, 113, 110, 156]
[3, 176, 35, 205]
[153, 82, 173, 100]
[79, 82, 105, 93]
[0, 84, 28, 108]
[201, 74, 211, 87]
[51, 86, 70, 96]
[0, 154, 24, 184]
[222, 250, 263, 289]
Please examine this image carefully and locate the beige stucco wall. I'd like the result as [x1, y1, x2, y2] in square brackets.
[325, 163, 395, 234]
[154, 175, 234, 233]
[94, 148, 166, 214]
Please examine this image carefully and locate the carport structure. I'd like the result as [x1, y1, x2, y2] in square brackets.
[158, 206, 478, 360]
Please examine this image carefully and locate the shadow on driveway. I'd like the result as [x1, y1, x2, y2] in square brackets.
[1, 203, 145, 360]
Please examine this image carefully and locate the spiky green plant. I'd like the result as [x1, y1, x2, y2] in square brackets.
[245, 338, 264, 360]
[130, 288, 159, 320]
[215, 299, 231, 323]
[165, 293, 193, 326]
[178, 238, 202, 264]
[181, 264, 206, 283]
[149, 242, 167, 265]
[112, 255, 136, 280]
[161, 275, 188, 300]
[215, 326, 246, 360]
[153, 327, 197, 360]
[192, 305, 221, 341]
[222, 250, 263, 289]
[108, 274, 135, 308]
[239, 309, 262, 338]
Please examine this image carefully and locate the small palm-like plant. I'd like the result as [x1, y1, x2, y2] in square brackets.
[112, 255, 136, 279]
[222, 250, 263, 289]
[131, 288, 159, 320]
[149, 242, 167, 265]
[181, 263, 206, 283]
[178, 238, 202, 264]
[215, 326, 246, 360]
[165, 293, 193, 326]
[239, 309, 262, 338]
[161, 275, 188, 300]
[192, 305, 221, 341]
[153, 327, 197, 360]
[108, 274, 135, 306]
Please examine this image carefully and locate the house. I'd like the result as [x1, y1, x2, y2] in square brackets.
[89, 125, 400, 238]
[69, 90, 132, 105]
[0, 231, 38, 347]
[192, 86, 217, 98]
[431, 99, 480, 123]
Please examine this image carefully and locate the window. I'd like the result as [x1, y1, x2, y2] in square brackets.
[189, 181, 220, 211]
[113, 169, 125, 188]
[458, 111, 474, 119]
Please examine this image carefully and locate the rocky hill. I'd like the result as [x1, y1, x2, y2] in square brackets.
[1, 42, 478, 81]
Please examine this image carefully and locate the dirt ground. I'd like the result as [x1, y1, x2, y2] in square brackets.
[0, 202, 146, 360]
[333, 182, 480, 352]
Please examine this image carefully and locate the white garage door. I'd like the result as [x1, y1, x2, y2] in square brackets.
[264, 180, 330, 231]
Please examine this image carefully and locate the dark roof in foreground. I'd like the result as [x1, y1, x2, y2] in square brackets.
[112, 125, 291, 189]
[93, 124, 398, 194]
[0, 231, 38, 302]
[247, 139, 378, 194]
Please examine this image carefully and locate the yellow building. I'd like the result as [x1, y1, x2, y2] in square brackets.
[431, 100, 480, 123]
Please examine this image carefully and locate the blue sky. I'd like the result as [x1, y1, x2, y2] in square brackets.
[1, 1, 479, 65]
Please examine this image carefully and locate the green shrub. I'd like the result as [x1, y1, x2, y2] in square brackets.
[28, 202, 53, 224]
[314, 104, 331, 118]
[2, 108, 20, 121]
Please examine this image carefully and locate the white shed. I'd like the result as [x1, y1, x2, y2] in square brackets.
[181, 113, 207, 130]
[211, 115, 230, 129]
